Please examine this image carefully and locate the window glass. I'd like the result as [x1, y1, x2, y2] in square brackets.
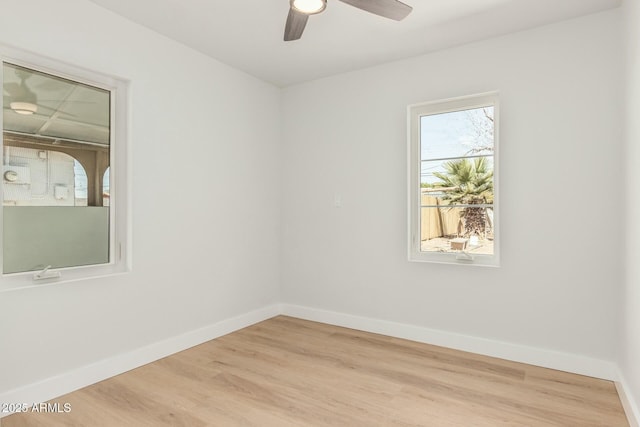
[420, 108, 495, 255]
[408, 93, 498, 266]
[3, 62, 111, 274]
[74, 159, 88, 206]
[103, 166, 110, 207]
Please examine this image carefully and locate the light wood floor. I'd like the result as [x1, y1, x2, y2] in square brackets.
[3, 316, 629, 426]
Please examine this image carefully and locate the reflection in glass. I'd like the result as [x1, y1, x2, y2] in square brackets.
[2, 62, 111, 273]
[103, 167, 110, 207]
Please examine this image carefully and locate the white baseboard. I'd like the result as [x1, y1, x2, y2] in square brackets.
[0, 304, 281, 419]
[280, 304, 617, 381]
[616, 372, 640, 427]
[1, 303, 628, 423]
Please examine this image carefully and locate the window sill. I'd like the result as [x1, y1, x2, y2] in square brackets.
[408, 251, 500, 267]
[0, 263, 130, 293]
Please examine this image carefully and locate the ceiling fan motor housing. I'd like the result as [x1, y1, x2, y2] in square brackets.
[290, 0, 327, 15]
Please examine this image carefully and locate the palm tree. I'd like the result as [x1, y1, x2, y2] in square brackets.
[432, 157, 493, 238]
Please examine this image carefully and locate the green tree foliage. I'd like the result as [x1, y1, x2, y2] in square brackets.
[433, 157, 493, 237]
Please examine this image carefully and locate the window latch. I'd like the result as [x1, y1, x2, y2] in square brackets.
[33, 265, 62, 281]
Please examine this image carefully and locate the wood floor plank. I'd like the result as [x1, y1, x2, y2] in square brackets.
[2, 316, 629, 426]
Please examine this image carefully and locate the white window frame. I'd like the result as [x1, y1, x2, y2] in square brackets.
[408, 92, 499, 267]
[0, 45, 131, 291]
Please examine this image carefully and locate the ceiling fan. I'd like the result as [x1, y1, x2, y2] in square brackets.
[284, 0, 412, 41]
[3, 69, 41, 115]
[3, 67, 87, 117]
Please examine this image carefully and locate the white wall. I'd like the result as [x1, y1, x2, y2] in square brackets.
[0, 0, 632, 416]
[282, 10, 624, 364]
[623, 0, 640, 421]
[0, 0, 281, 394]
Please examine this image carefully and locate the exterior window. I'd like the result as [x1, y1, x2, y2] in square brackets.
[408, 92, 499, 266]
[1, 49, 129, 287]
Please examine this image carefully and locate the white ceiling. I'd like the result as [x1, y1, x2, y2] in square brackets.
[87, 0, 621, 87]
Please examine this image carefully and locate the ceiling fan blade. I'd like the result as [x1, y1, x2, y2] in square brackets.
[3, 82, 22, 98]
[338, 0, 412, 20]
[284, 7, 309, 41]
[35, 80, 67, 91]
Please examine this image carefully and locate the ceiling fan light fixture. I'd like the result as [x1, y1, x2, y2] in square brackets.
[291, 0, 326, 15]
[10, 101, 37, 115]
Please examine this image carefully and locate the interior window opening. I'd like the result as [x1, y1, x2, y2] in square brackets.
[408, 92, 499, 266]
[2, 61, 112, 275]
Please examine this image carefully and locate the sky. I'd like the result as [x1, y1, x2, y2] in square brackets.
[420, 106, 494, 186]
